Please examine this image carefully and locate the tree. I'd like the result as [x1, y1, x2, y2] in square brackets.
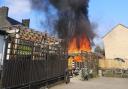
[94, 46, 105, 56]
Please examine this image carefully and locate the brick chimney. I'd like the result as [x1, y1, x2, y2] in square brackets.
[22, 19, 30, 27]
[0, 6, 9, 18]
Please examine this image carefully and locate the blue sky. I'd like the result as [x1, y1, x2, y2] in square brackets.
[0, 0, 128, 46]
[89, 0, 128, 37]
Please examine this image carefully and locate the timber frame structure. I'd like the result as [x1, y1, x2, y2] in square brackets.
[0, 25, 69, 89]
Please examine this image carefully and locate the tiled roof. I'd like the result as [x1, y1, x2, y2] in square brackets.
[0, 17, 21, 28]
[102, 24, 128, 39]
[7, 17, 21, 25]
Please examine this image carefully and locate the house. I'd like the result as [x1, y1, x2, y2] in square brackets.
[0, 6, 21, 27]
[0, 6, 30, 29]
[0, 6, 30, 65]
[103, 24, 128, 59]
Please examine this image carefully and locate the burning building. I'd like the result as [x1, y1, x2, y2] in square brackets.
[29, 0, 95, 48]
[29, 0, 96, 64]
[29, 0, 99, 79]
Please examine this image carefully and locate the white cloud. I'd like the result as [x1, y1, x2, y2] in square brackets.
[4, 0, 31, 20]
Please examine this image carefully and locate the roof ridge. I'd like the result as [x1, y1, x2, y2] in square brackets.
[102, 24, 128, 39]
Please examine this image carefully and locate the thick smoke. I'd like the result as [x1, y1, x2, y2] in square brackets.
[29, 0, 95, 46]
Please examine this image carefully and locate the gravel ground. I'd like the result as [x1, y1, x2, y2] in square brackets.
[50, 77, 128, 89]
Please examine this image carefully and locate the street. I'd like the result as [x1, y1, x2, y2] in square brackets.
[50, 77, 128, 89]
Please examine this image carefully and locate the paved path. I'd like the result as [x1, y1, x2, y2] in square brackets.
[50, 77, 128, 89]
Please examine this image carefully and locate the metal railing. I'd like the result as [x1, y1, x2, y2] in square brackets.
[0, 28, 67, 89]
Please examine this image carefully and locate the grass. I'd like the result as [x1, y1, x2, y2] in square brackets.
[103, 70, 128, 78]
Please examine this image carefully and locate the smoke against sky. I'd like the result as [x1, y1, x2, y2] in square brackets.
[29, 0, 96, 47]
[1, 0, 128, 48]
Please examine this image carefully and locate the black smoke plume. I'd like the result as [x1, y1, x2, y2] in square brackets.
[29, 0, 95, 47]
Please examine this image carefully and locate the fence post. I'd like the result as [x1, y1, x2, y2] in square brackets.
[29, 41, 34, 88]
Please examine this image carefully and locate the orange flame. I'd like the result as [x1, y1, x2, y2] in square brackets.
[74, 55, 83, 62]
[68, 33, 91, 62]
[68, 33, 91, 53]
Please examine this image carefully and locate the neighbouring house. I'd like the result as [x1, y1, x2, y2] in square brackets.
[0, 6, 30, 65]
[0, 6, 31, 76]
[0, 6, 30, 28]
[103, 24, 128, 59]
[99, 24, 128, 70]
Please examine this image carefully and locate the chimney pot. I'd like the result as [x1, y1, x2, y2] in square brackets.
[0, 6, 9, 18]
[22, 19, 30, 27]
